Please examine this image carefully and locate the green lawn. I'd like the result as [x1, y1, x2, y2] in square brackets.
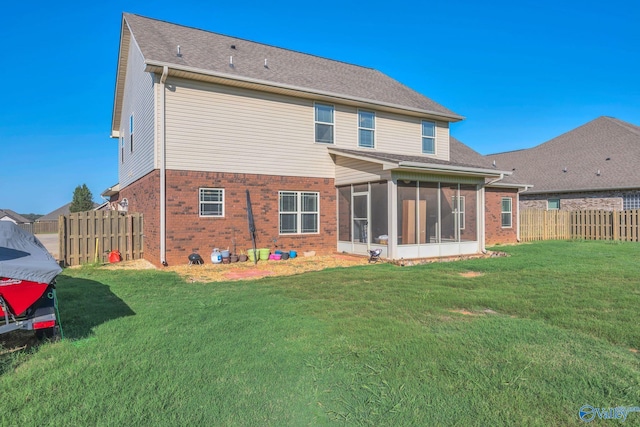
[2, 240, 640, 426]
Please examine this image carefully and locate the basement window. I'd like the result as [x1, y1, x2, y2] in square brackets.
[548, 199, 560, 210]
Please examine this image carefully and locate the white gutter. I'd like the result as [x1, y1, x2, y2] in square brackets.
[160, 66, 169, 266]
[144, 61, 464, 122]
[486, 173, 505, 186]
[397, 162, 510, 178]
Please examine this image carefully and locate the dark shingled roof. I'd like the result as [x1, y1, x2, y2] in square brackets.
[122, 13, 461, 119]
[0, 209, 31, 224]
[487, 117, 640, 194]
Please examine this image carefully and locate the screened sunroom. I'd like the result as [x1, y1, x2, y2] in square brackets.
[330, 148, 509, 260]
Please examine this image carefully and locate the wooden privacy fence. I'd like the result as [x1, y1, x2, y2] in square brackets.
[59, 211, 143, 266]
[18, 221, 59, 234]
[520, 209, 640, 242]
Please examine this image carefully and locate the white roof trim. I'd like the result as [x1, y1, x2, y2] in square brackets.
[145, 62, 464, 122]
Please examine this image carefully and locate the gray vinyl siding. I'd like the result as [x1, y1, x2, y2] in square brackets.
[164, 78, 335, 177]
[119, 39, 155, 188]
[335, 157, 391, 186]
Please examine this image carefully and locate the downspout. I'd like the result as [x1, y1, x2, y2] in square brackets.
[160, 66, 169, 266]
[482, 173, 505, 253]
[515, 185, 532, 243]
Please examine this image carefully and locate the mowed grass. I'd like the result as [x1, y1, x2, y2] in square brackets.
[1, 240, 640, 426]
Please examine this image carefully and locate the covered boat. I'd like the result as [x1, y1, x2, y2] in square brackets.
[0, 222, 62, 338]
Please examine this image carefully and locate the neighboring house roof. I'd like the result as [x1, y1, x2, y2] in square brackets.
[0, 209, 31, 224]
[113, 13, 462, 135]
[487, 117, 640, 195]
[37, 202, 101, 222]
[37, 203, 72, 222]
[329, 138, 529, 187]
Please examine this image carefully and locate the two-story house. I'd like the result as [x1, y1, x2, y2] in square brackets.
[108, 13, 526, 267]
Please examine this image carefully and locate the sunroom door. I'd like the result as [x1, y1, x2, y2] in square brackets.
[353, 193, 369, 244]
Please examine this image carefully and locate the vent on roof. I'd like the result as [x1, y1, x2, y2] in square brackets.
[229, 56, 234, 68]
[492, 160, 496, 168]
[606, 157, 611, 161]
[264, 58, 268, 68]
[231, 44, 236, 50]
[563, 167, 567, 173]
[596, 169, 601, 176]
[177, 45, 182, 57]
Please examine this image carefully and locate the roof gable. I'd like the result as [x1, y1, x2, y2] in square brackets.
[487, 117, 640, 194]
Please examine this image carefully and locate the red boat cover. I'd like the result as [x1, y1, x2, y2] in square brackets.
[0, 222, 62, 284]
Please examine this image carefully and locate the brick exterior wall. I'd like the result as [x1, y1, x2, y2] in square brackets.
[485, 187, 519, 245]
[117, 170, 336, 267]
[519, 190, 640, 211]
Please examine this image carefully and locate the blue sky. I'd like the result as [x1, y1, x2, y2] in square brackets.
[1, 0, 638, 214]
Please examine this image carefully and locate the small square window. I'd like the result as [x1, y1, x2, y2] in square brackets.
[548, 199, 560, 210]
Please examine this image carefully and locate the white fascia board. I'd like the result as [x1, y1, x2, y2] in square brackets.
[396, 161, 512, 177]
[144, 61, 464, 122]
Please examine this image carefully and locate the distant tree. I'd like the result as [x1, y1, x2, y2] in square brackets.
[20, 213, 43, 221]
[70, 184, 94, 213]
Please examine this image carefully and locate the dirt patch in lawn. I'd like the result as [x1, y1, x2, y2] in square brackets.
[459, 271, 484, 278]
[450, 308, 498, 316]
[99, 254, 371, 282]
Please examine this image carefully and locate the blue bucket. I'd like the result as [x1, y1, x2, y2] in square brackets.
[289, 250, 297, 259]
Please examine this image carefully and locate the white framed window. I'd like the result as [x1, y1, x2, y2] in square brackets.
[199, 188, 224, 217]
[358, 110, 375, 148]
[279, 191, 319, 234]
[547, 199, 560, 210]
[314, 103, 334, 144]
[453, 195, 465, 230]
[501, 197, 512, 228]
[129, 114, 134, 153]
[120, 135, 124, 163]
[422, 120, 436, 154]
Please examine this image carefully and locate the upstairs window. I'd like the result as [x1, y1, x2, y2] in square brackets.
[315, 103, 334, 144]
[501, 197, 512, 228]
[358, 110, 375, 148]
[422, 120, 436, 154]
[199, 188, 224, 217]
[279, 191, 319, 234]
[548, 199, 560, 210]
[120, 135, 124, 163]
[129, 114, 134, 152]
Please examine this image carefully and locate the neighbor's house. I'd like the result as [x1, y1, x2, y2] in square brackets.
[107, 13, 527, 267]
[487, 117, 640, 211]
[0, 210, 31, 225]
